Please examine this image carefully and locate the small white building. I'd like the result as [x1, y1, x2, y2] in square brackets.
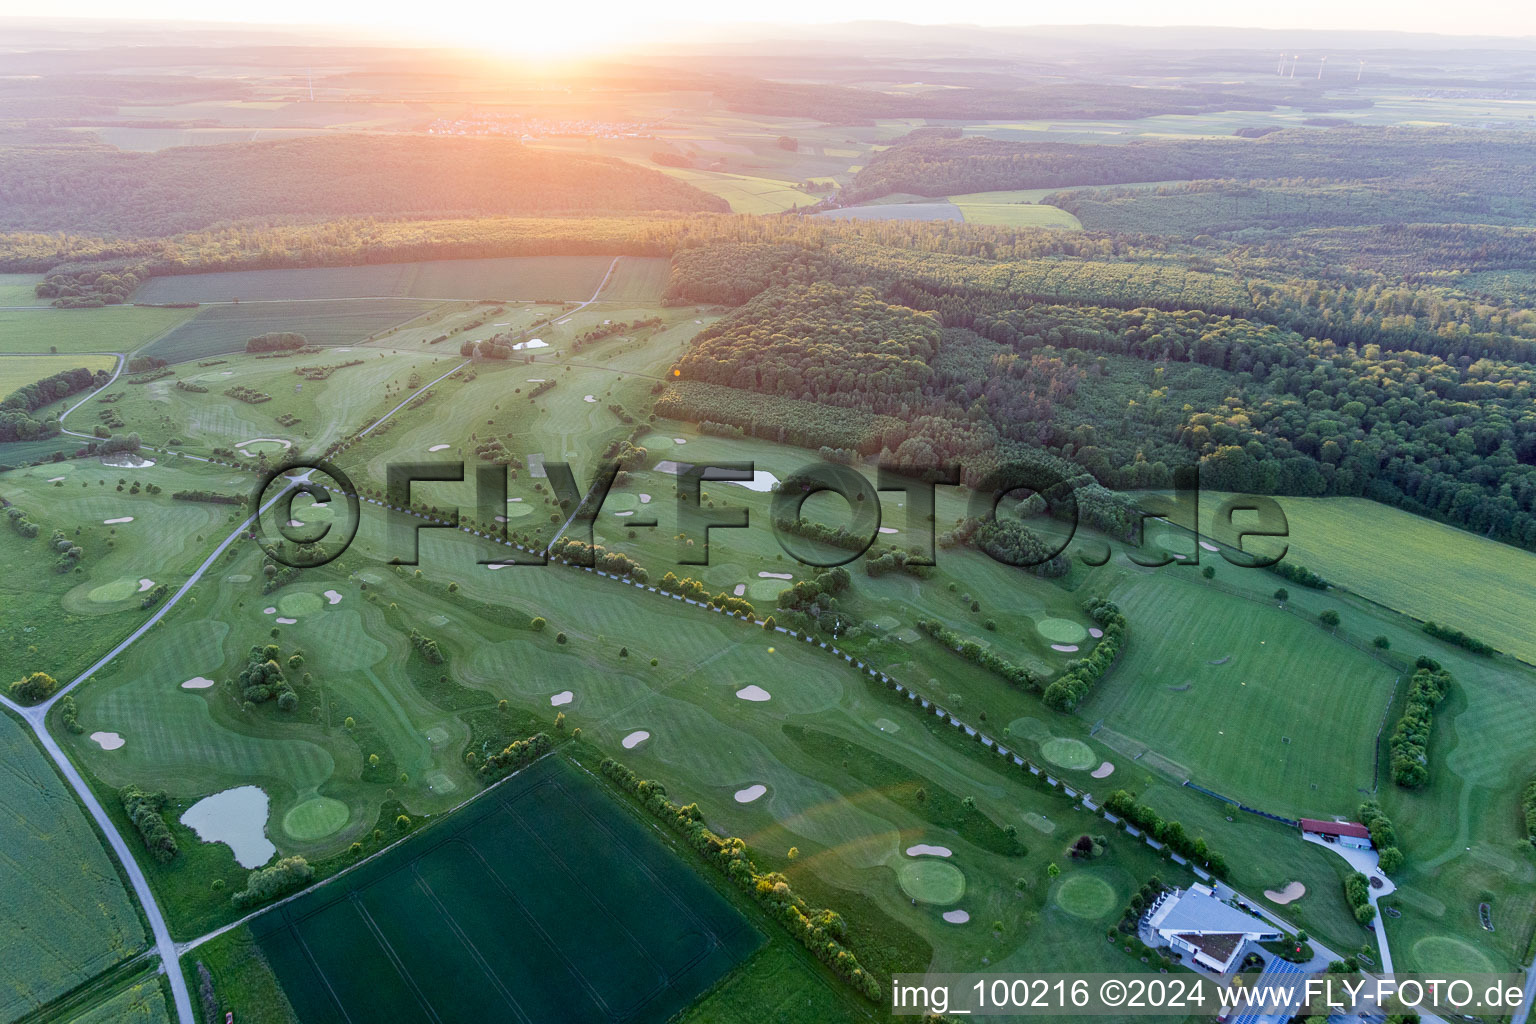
[1146, 884, 1281, 975]
[1299, 818, 1372, 850]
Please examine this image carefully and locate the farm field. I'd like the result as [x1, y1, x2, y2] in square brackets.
[1190, 492, 1536, 665]
[137, 299, 443, 363]
[131, 255, 644, 305]
[0, 273, 43, 306]
[250, 755, 762, 1024]
[0, 712, 148, 1023]
[656, 167, 821, 213]
[63, 978, 172, 1024]
[0, 306, 195, 355]
[0, 352, 118, 397]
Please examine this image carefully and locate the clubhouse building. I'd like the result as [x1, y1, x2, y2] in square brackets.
[1298, 818, 1372, 850]
[1145, 884, 1281, 975]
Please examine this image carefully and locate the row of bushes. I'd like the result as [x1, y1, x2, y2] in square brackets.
[1042, 598, 1126, 712]
[120, 785, 179, 863]
[916, 618, 1039, 692]
[478, 732, 553, 781]
[1388, 659, 1454, 789]
[1357, 801, 1404, 874]
[1102, 790, 1229, 877]
[1344, 871, 1377, 925]
[232, 856, 312, 909]
[1268, 561, 1329, 589]
[409, 628, 444, 664]
[599, 756, 881, 1001]
[1421, 620, 1495, 656]
[171, 489, 245, 505]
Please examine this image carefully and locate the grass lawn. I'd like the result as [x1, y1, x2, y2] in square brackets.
[1192, 492, 1536, 665]
[0, 273, 43, 305]
[0, 352, 118, 397]
[63, 977, 172, 1024]
[0, 306, 195, 355]
[0, 711, 148, 1022]
[1080, 570, 1393, 816]
[183, 926, 299, 1024]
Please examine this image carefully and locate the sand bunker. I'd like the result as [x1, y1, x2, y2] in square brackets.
[1088, 627, 1104, 639]
[550, 690, 574, 706]
[1265, 881, 1306, 904]
[1091, 761, 1115, 778]
[181, 676, 215, 690]
[1209, 656, 1231, 665]
[262, 606, 276, 614]
[90, 731, 125, 750]
[48, 476, 66, 483]
[733, 584, 746, 596]
[622, 730, 650, 749]
[734, 784, 767, 803]
[275, 617, 297, 625]
[1051, 644, 1079, 653]
[428, 443, 451, 452]
[736, 685, 771, 702]
[673, 438, 688, 444]
[511, 338, 546, 350]
[878, 526, 898, 534]
[759, 571, 793, 580]
[906, 844, 953, 858]
[1199, 540, 1220, 552]
[103, 516, 134, 525]
[614, 510, 633, 517]
[728, 470, 780, 493]
[101, 454, 154, 468]
[942, 910, 970, 924]
[323, 590, 343, 605]
[180, 786, 275, 869]
[583, 395, 597, 403]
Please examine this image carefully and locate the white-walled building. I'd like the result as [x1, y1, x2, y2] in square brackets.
[1146, 884, 1281, 974]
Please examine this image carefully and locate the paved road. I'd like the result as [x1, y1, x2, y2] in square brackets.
[0, 327, 480, 1023]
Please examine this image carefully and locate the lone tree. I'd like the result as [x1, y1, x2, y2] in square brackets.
[1274, 588, 1289, 602]
[1319, 609, 1341, 629]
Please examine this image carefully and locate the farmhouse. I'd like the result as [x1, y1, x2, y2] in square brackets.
[1298, 818, 1372, 850]
[1145, 884, 1281, 975]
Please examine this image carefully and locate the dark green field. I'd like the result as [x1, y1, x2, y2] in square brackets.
[137, 299, 441, 363]
[251, 756, 761, 1024]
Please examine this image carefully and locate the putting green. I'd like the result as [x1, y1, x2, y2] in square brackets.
[1151, 528, 1196, 555]
[87, 579, 141, 603]
[282, 797, 350, 842]
[501, 502, 534, 519]
[277, 591, 325, 617]
[1054, 874, 1118, 919]
[1041, 737, 1098, 770]
[238, 440, 289, 455]
[1035, 618, 1088, 644]
[1410, 935, 1495, 974]
[899, 859, 966, 905]
[603, 492, 640, 512]
[291, 502, 334, 522]
[749, 579, 787, 602]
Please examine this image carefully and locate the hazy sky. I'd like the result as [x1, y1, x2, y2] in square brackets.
[19, 0, 1536, 50]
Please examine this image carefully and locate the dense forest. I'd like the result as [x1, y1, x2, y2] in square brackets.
[662, 263, 1536, 550]
[0, 134, 726, 237]
[848, 128, 1536, 205]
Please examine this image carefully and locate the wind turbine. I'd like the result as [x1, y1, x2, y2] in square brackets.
[1289, 55, 1299, 78]
[1277, 52, 1287, 75]
[1357, 59, 1365, 82]
[1317, 56, 1328, 80]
